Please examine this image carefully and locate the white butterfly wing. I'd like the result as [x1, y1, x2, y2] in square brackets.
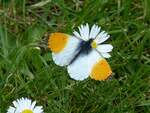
[67, 50, 112, 81]
[48, 33, 81, 66]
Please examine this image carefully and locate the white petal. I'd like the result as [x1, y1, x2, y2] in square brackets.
[73, 31, 81, 39]
[101, 53, 111, 58]
[84, 23, 90, 40]
[78, 24, 89, 41]
[96, 44, 113, 53]
[30, 101, 36, 110]
[25, 98, 31, 108]
[12, 100, 18, 108]
[90, 24, 101, 39]
[7, 106, 15, 113]
[95, 31, 110, 44]
[78, 25, 85, 40]
[33, 106, 43, 113]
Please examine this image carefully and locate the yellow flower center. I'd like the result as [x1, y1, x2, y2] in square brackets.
[91, 41, 97, 48]
[22, 109, 33, 113]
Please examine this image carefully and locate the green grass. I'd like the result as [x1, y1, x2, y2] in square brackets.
[0, 0, 150, 113]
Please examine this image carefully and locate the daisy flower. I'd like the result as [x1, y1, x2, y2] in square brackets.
[73, 23, 113, 58]
[7, 97, 44, 113]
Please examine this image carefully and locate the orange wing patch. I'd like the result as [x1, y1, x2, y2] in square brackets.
[90, 59, 112, 80]
[48, 33, 69, 53]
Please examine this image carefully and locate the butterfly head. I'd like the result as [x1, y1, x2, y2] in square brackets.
[79, 39, 97, 55]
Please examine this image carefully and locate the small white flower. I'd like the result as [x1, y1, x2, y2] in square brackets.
[73, 23, 113, 58]
[7, 97, 44, 113]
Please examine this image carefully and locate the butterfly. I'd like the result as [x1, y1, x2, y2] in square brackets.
[48, 23, 113, 81]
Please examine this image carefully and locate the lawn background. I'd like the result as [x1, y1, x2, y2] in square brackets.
[0, 0, 150, 113]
